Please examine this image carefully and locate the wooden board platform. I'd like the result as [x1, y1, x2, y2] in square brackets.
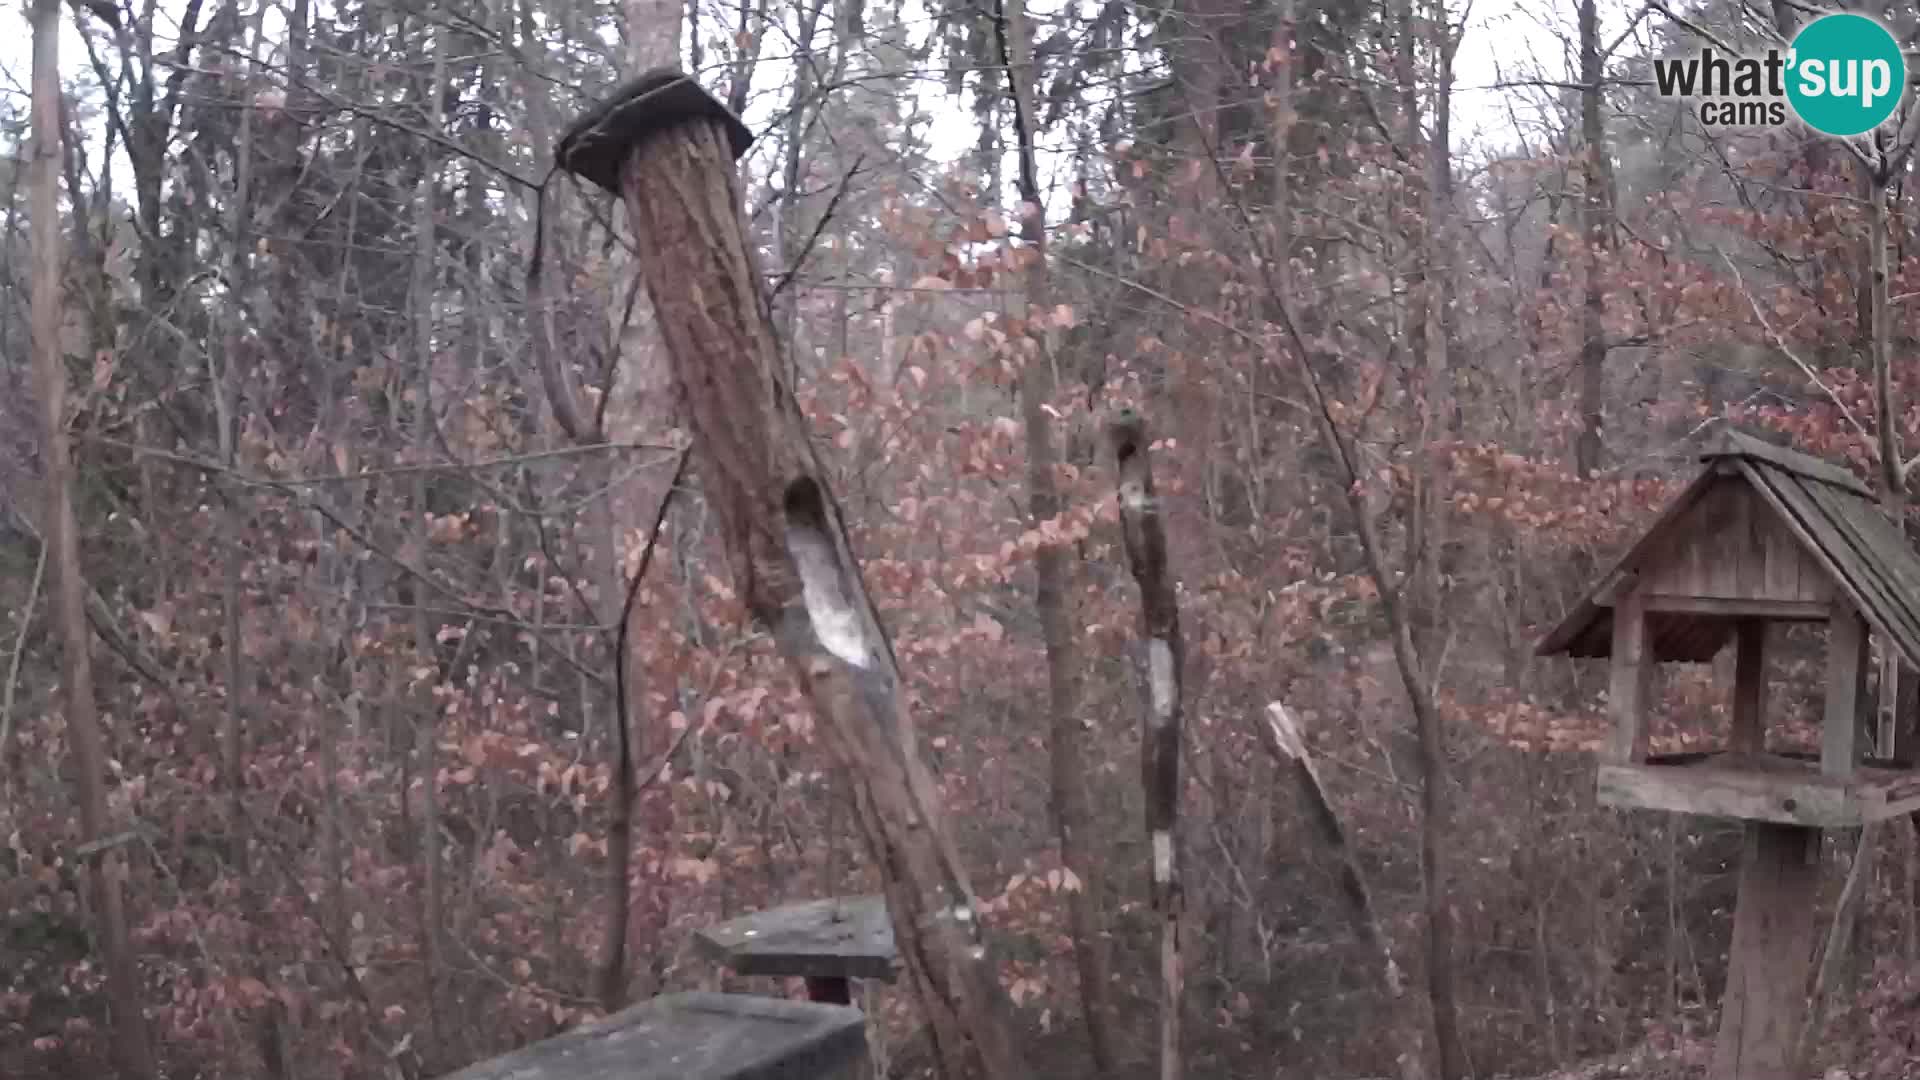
[1599, 751, 1920, 827]
[695, 896, 897, 982]
[439, 992, 868, 1080]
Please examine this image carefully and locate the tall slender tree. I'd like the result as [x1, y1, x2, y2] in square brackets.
[29, 0, 154, 1073]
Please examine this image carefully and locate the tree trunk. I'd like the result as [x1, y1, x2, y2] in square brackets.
[1246, 135, 1458, 1080]
[589, 88, 1031, 1080]
[995, 0, 1120, 1070]
[626, 0, 682, 69]
[409, 24, 449, 1068]
[1574, 0, 1612, 479]
[1802, 169, 1905, 1073]
[217, 7, 291, 1072]
[29, 2, 156, 1073]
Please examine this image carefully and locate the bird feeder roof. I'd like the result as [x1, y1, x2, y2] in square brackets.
[1536, 428, 1920, 667]
[555, 68, 754, 195]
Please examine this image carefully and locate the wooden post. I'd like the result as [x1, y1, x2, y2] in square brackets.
[1110, 411, 1187, 1080]
[1824, 608, 1867, 778]
[1732, 619, 1765, 755]
[1712, 823, 1821, 1080]
[1606, 588, 1652, 763]
[555, 72, 1029, 1080]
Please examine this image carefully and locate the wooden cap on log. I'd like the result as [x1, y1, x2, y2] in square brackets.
[554, 69, 754, 194]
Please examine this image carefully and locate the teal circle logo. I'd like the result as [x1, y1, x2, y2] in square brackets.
[1787, 14, 1906, 136]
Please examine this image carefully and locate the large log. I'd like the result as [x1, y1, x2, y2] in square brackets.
[555, 72, 1029, 1080]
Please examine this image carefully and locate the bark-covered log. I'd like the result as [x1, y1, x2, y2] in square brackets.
[1109, 409, 1185, 1080]
[558, 72, 1029, 1080]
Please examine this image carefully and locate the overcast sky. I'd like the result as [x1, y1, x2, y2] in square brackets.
[0, 0, 1590, 207]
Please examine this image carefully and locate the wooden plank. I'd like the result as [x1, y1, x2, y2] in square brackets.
[1701, 482, 1735, 595]
[1592, 569, 1640, 608]
[1703, 427, 1874, 497]
[1596, 762, 1859, 827]
[1798, 480, 1920, 654]
[1732, 620, 1766, 754]
[1739, 464, 1909, 660]
[1855, 772, 1920, 822]
[695, 896, 898, 982]
[1804, 480, 1920, 669]
[1823, 608, 1867, 779]
[1537, 468, 1727, 656]
[1606, 588, 1652, 764]
[1639, 481, 1829, 603]
[440, 992, 870, 1080]
[1638, 596, 1830, 619]
[1729, 483, 1759, 597]
[1764, 510, 1831, 602]
[1710, 823, 1822, 1080]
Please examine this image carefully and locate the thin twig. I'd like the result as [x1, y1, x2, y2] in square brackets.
[79, 434, 677, 487]
[770, 152, 866, 301]
[1717, 248, 1872, 444]
[1, 541, 48, 786]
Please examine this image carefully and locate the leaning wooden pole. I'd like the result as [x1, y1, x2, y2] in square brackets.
[1256, 703, 1425, 1080]
[1110, 410, 1185, 1080]
[553, 72, 1030, 1080]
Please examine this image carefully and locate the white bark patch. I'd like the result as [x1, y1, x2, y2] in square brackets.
[1151, 829, 1173, 884]
[1264, 701, 1307, 760]
[1120, 479, 1152, 514]
[1148, 639, 1176, 725]
[787, 522, 872, 669]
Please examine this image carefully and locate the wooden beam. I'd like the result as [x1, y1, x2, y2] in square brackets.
[1711, 823, 1822, 1080]
[1702, 427, 1875, 497]
[1637, 596, 1831, 620]
[1732, 620, 1766, 754]
[1824, 608, 1867, 779]
[1606, 588, 1653, 764]
[440, 993, 869, 1080]
[1596, 762, 1859, 827]
[1591, 569, 1639, 608]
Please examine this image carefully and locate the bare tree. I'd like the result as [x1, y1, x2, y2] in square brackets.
[992, 0, 1120, 1069]
[29, 0, 154, 1073]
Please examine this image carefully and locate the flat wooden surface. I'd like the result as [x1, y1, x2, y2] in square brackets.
[1598, 752, 1920, 826]
[439, 992, 867, 1080]
[696, 896, 897, 982]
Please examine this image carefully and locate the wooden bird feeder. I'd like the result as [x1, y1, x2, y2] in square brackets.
[696, 895, 898, 1006]
[1538, 427, 1920, 1080]
[440, 992, 869, 1080]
